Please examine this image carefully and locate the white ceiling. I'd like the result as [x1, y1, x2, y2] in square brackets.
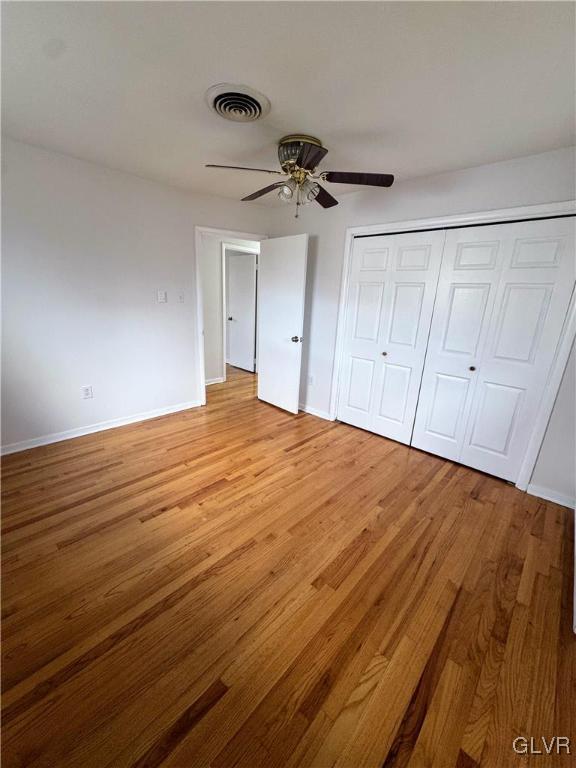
[2, 2, 575, 204]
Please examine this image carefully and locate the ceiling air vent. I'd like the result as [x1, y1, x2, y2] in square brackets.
[205, 83, 270, 122]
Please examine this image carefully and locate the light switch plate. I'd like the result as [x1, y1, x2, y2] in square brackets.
[81, 385, 93, 399]
[157, 290, 168, 303]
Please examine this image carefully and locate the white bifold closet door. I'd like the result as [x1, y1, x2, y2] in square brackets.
[412, 217, 575, 482]
[337, 230, 446, 444]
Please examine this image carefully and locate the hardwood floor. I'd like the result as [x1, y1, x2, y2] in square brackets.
[2, 365, 574, 767]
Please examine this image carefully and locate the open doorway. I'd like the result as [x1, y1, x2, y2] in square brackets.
[223, 243, 258, 376]
[196, 227, 309, 413]
[195, 227, 263, 396]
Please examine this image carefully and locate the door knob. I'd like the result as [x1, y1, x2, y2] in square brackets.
[382, 351, 388, 356]
[469, 366, 476, 371]
[291, 336, 302, 342]
[227, 316, 233, 321]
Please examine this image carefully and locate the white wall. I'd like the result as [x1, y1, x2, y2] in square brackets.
[268, 147, 576, 499]
[530, 343, 576, 507]
[1, 138, 269, 450]
[198, 237, 260, 383]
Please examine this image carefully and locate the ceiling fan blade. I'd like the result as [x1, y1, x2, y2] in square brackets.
[242, 182, 284, 201]
[206, 164, 282, 175]
[315, 185, 339, 209]
[323, 171, 394, 187]
[297, 144, 328, 171]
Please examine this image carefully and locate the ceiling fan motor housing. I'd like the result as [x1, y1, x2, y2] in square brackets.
[278, 135, 323, 171]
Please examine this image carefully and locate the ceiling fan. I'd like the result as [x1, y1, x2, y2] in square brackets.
[206, 134, 394, 216]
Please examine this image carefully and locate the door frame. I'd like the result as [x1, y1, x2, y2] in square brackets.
[330, 200, 576, 493]
[221, 242, 259, 380]
[194, 226, 267, 404]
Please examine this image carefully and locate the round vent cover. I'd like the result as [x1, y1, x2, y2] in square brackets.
[205, 83, 271, 122]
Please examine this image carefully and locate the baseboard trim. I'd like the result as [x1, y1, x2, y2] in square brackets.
[527, 483, 575, 509]
[206, 377, 225, 386]
[1, 400, 204, 456]
[299, 404, 335, 421]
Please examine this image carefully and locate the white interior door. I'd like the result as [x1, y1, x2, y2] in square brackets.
[412, 217, 575, 481]
[257, 234, 308, 413]
[226, 250, 257, 372]
[337, 230, 445, 444]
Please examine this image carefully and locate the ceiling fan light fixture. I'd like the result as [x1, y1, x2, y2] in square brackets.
[300, 178, 319, 204]
[278, 178, 296, 202]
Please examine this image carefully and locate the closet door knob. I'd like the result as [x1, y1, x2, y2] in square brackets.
[382, 351, 388, 356]
[469, 366, 476, 371]
[227, 316, 233, 321]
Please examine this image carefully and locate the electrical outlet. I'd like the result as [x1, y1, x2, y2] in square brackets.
[157, 289, 168, 303]
[177, 290, 185, 303]
[81, 385, 93, 399]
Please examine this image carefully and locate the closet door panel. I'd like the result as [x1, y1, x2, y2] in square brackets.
[353, 282, 385, 341]
[466, 381, 525, 454]
[338, 231, 445, 443]
[413, 217, 575, 481]
[370, 232, 445, 443]
[459, 218, 575, 479]
[377, 363, 412, 424]
[387, 283, 425, 347]
[411, 226, 504, 460]
[426, 373, 470, 439]
[441, 283, 491, 356]
[347, 357, 376, 413]
[337, 246, 387, 430]
[490, 283, 551, 362]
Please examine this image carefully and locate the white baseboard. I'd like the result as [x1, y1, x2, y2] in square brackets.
[299, 403, 335, 421]
[527, 483, 575, 509]
[206, 377, 225, 385]
[1, 400, 203, 456]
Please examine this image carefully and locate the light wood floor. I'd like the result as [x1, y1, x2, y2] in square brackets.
[2, 366, 574, 767]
